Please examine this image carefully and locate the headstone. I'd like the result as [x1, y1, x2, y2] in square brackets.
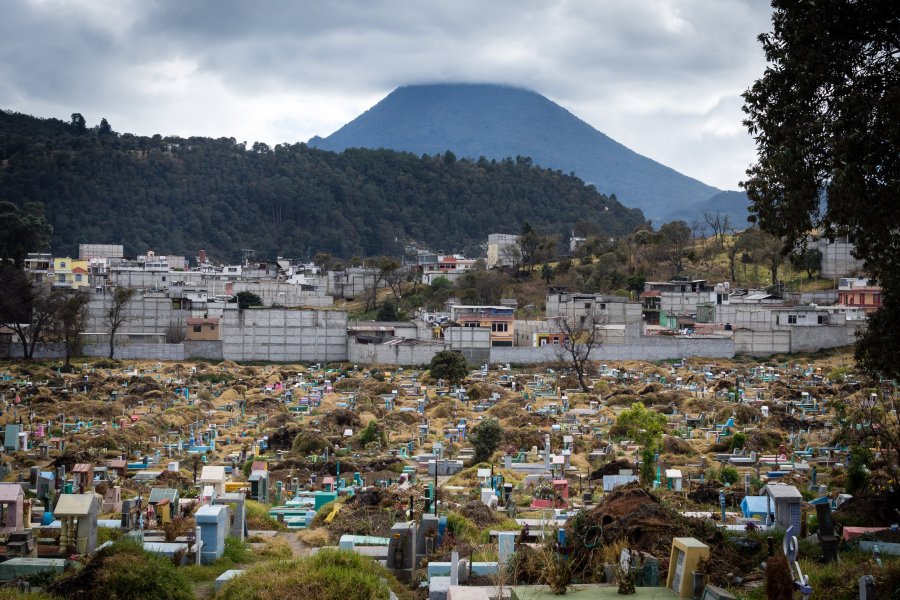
[195, 505, 228, 564]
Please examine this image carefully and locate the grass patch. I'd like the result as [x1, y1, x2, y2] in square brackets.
[217, 548, 413, 600]
[297, 527, 330, 547]
[223, 536, 253, 563]
[245, 500, 286, 531]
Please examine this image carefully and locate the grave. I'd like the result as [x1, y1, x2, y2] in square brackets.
[666, 537, 710, 599]
[213, 493, 247, 541]
[0, 483, 25, 533]
[199, 465, 227, 496]
[148, 488, 179, 524]
[195, 504, 228, 564]
[386, 521, 416, 583]
[54, 493, 99, 554]
[760, 483, 802, 530]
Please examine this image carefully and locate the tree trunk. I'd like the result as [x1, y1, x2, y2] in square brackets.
[109, 331, 116, 360]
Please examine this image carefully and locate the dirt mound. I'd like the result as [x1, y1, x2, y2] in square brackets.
[566, 482, 754, 587]
[662, 436, 695, 455]
[460, 500, 503, 527]
[835, 494, 900, 527]
[589, 459, 633, 480]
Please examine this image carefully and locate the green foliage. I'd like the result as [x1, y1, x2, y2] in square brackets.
[0, 201, 52, 267]
[217, 548, 408, 600]
[0, 109, 645, 261]
[639, 446, 655, 485]
[376, 299, 401, 321]
[429, 350, 468, 387]
[730, 432, 746, 451]
[742, 1, 900, 378]
[470, 418, 503, 463]
[293, 431, 328, 455]
[49, 537, 193, 600]
[612, 402, 667, 449]
[719, 466, 740, 485]
[846, 445, 872, 495]
[242, 459, 254, 479]
[236, 291, 263, 310]
[357, 420, 382, 447]
[223, 536, 253, 563]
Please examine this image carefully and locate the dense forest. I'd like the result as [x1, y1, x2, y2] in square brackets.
[0, 110, 646, 263]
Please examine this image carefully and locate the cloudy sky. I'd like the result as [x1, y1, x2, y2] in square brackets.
[1, 0, 773, 190]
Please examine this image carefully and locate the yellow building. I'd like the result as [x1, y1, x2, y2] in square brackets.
[51, 257, 90, 289]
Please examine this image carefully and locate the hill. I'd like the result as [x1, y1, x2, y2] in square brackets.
[310, 83, 747, 223]
[0, 110, 646, 261]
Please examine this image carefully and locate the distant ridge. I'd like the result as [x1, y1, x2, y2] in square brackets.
[311, 83, 750, 224]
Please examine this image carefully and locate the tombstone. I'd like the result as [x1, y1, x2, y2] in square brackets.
[248, 471, 269, 503]
[387, 522, 416, 583]
[72, 464, 94, 494]
[0, 484, 25, 533]
[666, 538, 710, 599]
[417, 514, 440, 556]
[498, 531, 516, 564]
[103, 486, 122, 514]
[213, 493, 247, 541]
[55, 493, 99, 554]
[149, 488, 179, 525]
[5, 529, 36, 558]
[815, 503, 839, 563]
[196, 505, 228, 564]
[121, 498, 141, 530]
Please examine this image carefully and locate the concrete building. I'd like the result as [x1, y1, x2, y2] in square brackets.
[545, 291, 641, 325]
[486, 233, 519, 268]
[420, 255, 476, 284]
[449, 305, 515, 346]
[837, 277, 881, 314]
[641, 279, 714, 325]
[817, 235, 865, 279]
[78, 244, 124, 260]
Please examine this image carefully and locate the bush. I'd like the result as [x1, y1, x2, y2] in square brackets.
[471, 418, 502, 463]
[49, 537, 193, 600]
[217, 548, 410, 600]
[223, 536, 252, 563]
[429, 350, 468, 387]
[293, 431, 329, 455]
[719, 466, 740, 485]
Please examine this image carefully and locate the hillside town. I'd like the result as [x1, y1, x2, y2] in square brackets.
[2, 233, 877, 368]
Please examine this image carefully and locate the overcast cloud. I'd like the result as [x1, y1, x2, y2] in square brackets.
[0, 0, 773, 190]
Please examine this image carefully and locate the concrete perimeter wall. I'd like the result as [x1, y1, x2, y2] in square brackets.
[348, 339, 447, 366]
[221, 308, 347, 362]
[491, 335, 735, 365]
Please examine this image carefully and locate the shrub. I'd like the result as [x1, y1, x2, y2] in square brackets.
[223, 536, 252, 563]
[217, 548, 409, 600]
[471, 418, 502, 463]
[293, 431, 329, 455]
[719, 466, 740, 485]
[50, 537, 193, 600]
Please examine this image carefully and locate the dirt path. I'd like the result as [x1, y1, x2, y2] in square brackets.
[276, 531, 312, 557]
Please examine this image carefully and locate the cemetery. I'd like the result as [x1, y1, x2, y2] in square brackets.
[0, 350, 895, 599]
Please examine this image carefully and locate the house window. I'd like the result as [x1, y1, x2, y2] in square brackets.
[599, 303, 606, 310]
[210, 325, 216, 330]
[172, 299, 181, 309]
[552, 338, 560, 345]
[817, 315, 826, 324]
[584, 303, 591, 309]
[788, 315, 797, 324]
[57, 274, 66, 283]
[162, 276, 166, 281]
[491, 322, 508, 333]
[60, 262, 66, 268]
[75, 274, 82, 282]
[464, 322, 478, 328]
[193, 325, 202, 333]
[874, 294, 881, 305]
